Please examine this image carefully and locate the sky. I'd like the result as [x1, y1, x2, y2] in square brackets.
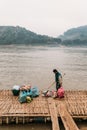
[0, 0, 87, 37]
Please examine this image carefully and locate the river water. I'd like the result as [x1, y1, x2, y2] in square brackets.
[0, 45, 87, 130]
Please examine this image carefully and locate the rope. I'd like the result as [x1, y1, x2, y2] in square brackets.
[40, 81, 56, 94]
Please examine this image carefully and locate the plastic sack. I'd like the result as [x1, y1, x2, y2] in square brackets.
[31, 87, 39, 97]
[19, 90, 32, 103]
[12, 85, 20, 96]
[57, 87, 64, 98]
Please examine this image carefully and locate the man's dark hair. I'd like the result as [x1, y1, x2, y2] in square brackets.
[53, 69, 58, 73]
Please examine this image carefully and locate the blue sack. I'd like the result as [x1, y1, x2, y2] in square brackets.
[31, 87, 39, 97]
[19, 90, 32, 103]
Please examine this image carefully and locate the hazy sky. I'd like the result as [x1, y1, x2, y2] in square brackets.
[0, 0, 87, 37]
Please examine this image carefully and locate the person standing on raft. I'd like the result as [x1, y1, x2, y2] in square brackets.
[53, 69, 62, 91]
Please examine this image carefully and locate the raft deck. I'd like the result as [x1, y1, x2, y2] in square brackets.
[0, 90, 87, 130]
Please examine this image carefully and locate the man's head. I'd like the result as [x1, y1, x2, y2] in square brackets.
[53, 69, 58, 73]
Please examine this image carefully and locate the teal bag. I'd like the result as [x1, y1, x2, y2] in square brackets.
[26, 90, 32, 97]
[19, 90, 32, 103]
[31, 87, 39, 97]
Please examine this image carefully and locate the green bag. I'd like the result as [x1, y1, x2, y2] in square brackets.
[12, 89, 20, 96]
[12, 85, 20, 96]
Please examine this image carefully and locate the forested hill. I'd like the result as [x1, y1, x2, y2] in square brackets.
[0, 25, 87, 45]
[59, 25, 87, 46]
[0, 26, 61, 45]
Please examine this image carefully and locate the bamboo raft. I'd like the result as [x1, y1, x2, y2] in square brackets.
[0, 90, 87, 130]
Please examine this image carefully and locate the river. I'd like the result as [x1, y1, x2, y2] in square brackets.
[0, 45, 87, 130]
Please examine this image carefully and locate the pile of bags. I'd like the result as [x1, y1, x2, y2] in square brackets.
[42, 87, 64, 98]
[12, 85, 39, 103]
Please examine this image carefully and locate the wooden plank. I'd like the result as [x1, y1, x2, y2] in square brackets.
[48, 98, 60, 130]
[6, 117, 9, 124]
[0, 117, 2, 125]
[59, 102, 79, 130]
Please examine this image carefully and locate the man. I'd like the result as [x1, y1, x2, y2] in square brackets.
[53, 69, 62, 90]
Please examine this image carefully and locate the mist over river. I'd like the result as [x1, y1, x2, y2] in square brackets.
[0, 45, 87, 90]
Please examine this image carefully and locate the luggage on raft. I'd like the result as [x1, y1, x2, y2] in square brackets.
[57, 87, 64, 98]
[42, 87, 64, 98]
[19, 89, 32, 103]
[42, 90, 57, 98]
[31, 87, 39, 97]
[12, 85, 20, 96]
[19, 87, 39, 103]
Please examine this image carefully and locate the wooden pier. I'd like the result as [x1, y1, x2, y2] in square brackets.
[0, 90, 87, 130]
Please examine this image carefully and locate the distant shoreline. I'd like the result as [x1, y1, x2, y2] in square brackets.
[0, 26, 87, 46]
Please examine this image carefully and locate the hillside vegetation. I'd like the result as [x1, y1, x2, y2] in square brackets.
[59, 25, 87, 46]
[0, 25, 87, 46]
[0, 26, 61, 45]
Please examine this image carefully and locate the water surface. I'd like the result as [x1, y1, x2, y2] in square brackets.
[0, 45, 87, 130]
[0, 45, 87, 90]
